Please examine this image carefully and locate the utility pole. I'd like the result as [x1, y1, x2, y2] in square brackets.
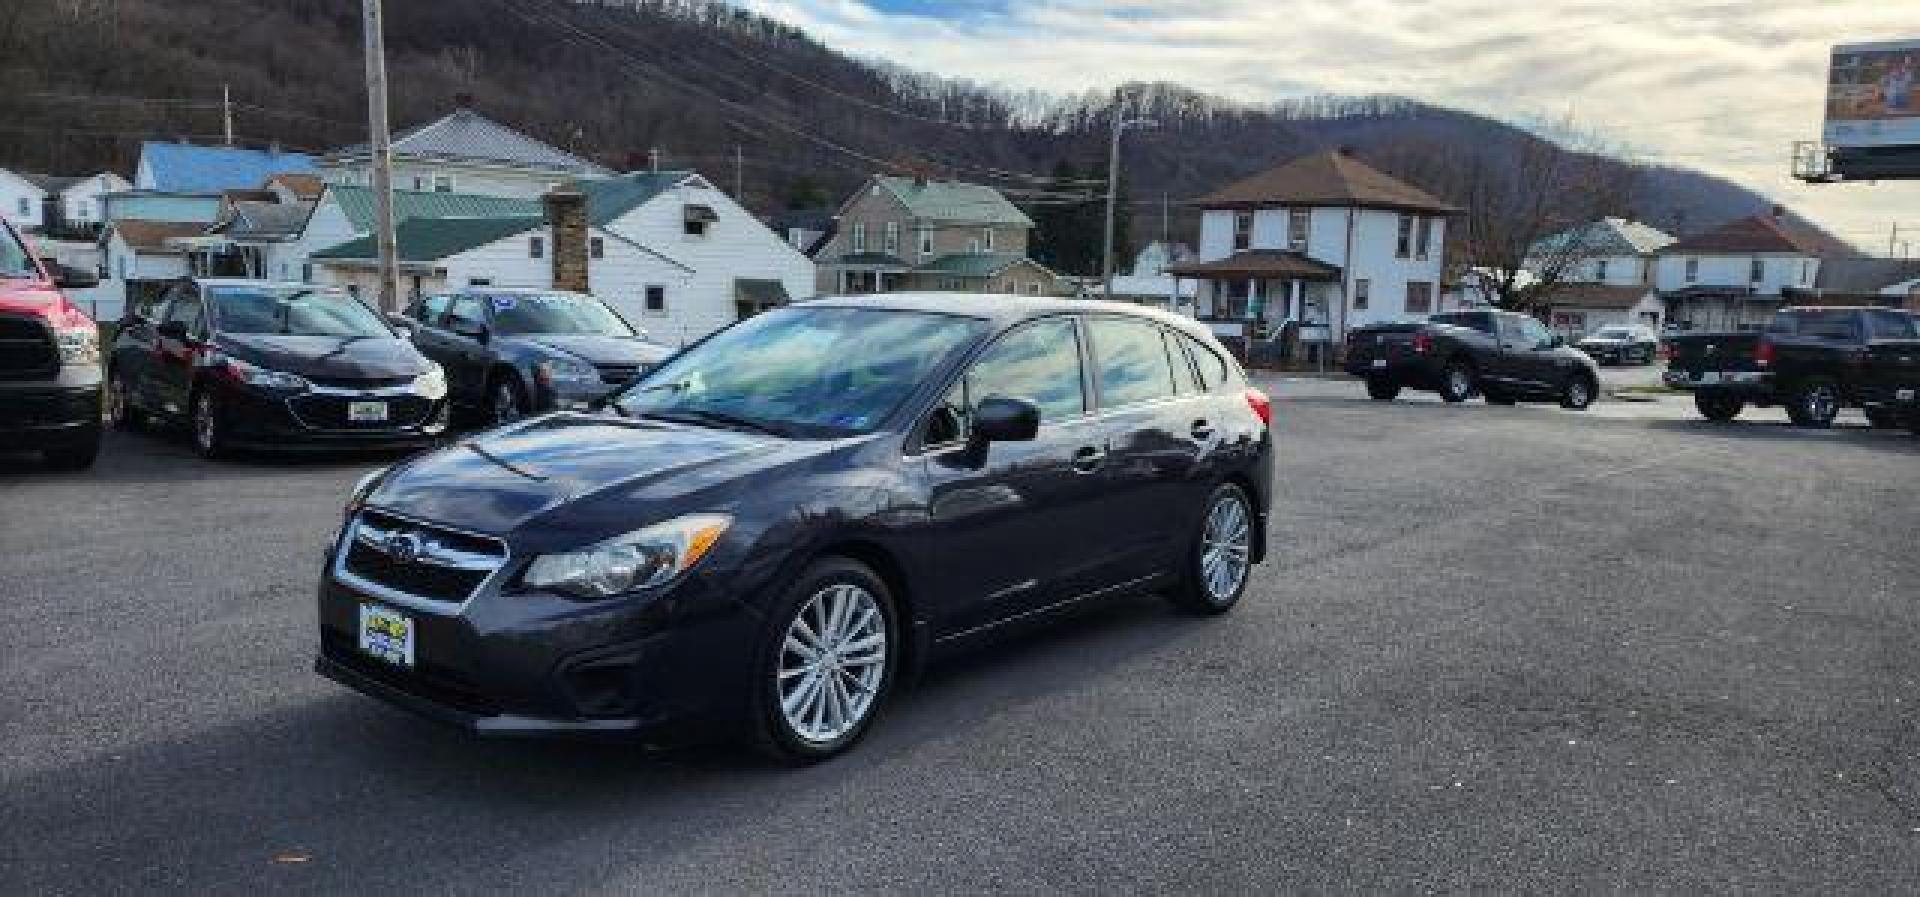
[1891, 222, 1901, 258]
[360, 0, 400, 313]
[1101, 95, 1156, 301]
[648, 147, 660, 173]
[221, 84, 234, 147]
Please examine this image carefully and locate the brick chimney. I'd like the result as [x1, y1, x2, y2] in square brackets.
[543, 186, 590, 293]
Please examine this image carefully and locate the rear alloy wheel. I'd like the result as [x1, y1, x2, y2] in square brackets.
[756, 559, 896, 763]
[1438, 361, 1475, 403]
[1786, 378, 1840, 429]
[1559, 373, 1596, 410]
[1365, 376, 1401, 401]
[191, 391, 229, 459]
[490, 376, 527, 426]
[106, 371, 144, 432]
[1171, 483, 1254, 615]
[1694, 392, 1745, 422]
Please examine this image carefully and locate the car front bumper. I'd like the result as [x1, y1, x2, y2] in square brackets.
[0, 381, 101, 449]
[215, 380, 450, 451]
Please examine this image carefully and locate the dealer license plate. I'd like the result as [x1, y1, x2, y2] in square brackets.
[358, 604, 415, 668]
[348, 401, 388, 423]
[1899, 388, 1916, 402]
[1371, 358, 1387, 369]
[1693, 372, 1722, 385]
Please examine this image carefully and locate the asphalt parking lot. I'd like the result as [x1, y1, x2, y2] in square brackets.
[4, 382, 1919, 893]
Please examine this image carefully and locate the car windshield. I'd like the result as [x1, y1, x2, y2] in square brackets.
[0, 224, 35, 279]
[1592, 328, 1633, 339]
[210, 286, 392, 338]
[615, 305, 989, 438]
[488, 293, 636, 337]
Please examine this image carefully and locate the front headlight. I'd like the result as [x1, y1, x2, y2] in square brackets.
[55, 326, 98, 368]
[344, 466, 390, 515]
[216, 355, 310, 390]
[522, 514, 731, 599]
[535, 358, 599, 387]
[413, 363, 447, 400]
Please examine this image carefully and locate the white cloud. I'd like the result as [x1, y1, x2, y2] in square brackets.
[737, 0, 1920, 251]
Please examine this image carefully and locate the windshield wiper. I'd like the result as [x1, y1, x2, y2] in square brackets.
[642, 408, 789, 437]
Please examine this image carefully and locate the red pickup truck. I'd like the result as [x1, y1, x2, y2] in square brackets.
[1, 216, 104, 469]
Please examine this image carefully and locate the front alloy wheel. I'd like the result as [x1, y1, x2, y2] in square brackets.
[191, 392, 227, 459]
[106, 372, 142, 431]
[1560, 374, 1596, 410]
[1787, 379, 1839, 429]
[1439, 361, 1475, 403]
[758, 559, 896, 763]
[490, 377, 526, 426]
[1172, 483, 1253, 614]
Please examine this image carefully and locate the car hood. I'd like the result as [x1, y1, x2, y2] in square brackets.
[217, 333, 429, 380]
[503, 333, 673, 365]
[367, 413, 834, 538]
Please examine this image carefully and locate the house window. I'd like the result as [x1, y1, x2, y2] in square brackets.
[411, 176, 425, 191]
[1749, 258, 1764, 283]
[1232, 211, 1253, 251]
[1685, 258, 1699, 283]
[1396, 214, 1414, 259]
[1354, 278, 1370, 310]
[14, 198, 28, 217]
[883, 221, 899, 254]
[1405, 280, 1434, 314]
[1217, 280, 1252, 319]
[590, 237, 605, 259]
[1801, 260, 1811, 284]
[529, 236, 544, 259]
[851, 223, 866, 253]
[1287, 209, 1310, 252]
[917, 228, 932, 256]
[967, 238, 981, 253]
[1595, 259, 1609, 281]
[983, 228, 995, 252]
[432, 174, 454, 193]
[1024, 282, 1042, 296]
[1415, 216, 1433, 260]
[644, 285, 666, 314]
[468, 277, 493, 287]
[301, 263, 312, 282]
[117, 256, 128, 280]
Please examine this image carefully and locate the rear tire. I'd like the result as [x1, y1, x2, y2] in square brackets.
[1694, 392, 1744, 422]
[1559, 373, 1597, 410]
[1864, 407, 1900, 429]
[1170, 483, 1255, 615]
[42, 426, 102, 471]
[106, 370, 144, 432]
[1438, 360, 1475, 403]
[1365, 376, 1401, 401]
[751, 558, 898, 764]
[1785, 378, 1840, 429]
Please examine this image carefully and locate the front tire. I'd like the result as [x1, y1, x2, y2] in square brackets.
[1438, 360, 1475, 403]
[1365, 376, 1401, 401]
[1559, 373, 1596, 410]
[753, 558, 898, 764]
[1170, 483, 1255, 615]
[1694, 391, 1744, 422]
[1785, 378, 1840, 429]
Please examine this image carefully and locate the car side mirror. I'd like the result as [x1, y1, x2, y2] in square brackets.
[449, 318, 488, 342]
[1545, 335, 1565, 349]
[971, 397, 1039, 444]
[386, 313, 415, 332]
[53, 264, 98, 290]
[156, 321, 190, 342]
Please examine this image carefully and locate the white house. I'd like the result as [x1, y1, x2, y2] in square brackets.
[316, 107, 613, 200]
[44, 173, 132, 232]
[96, 219, 207, 318]
[1529, 217, 1675, 337]
[1655, 211, 1837, 331]
[272, 184, 542, 286]
[1168, 148, 1456, 345]
[0, 168, 48, 231]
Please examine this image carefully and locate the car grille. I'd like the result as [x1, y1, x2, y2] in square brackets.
[307, 374, 415, 389]
[0, 314, 58, 380]
[596, 363, 645, 385]
[288, 394, 433, 430]
[339, 509, 508, 604]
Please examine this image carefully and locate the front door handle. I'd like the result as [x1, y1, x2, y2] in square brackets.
[1070, 445, 1107, 474]
[1190, 419, 1215, 440]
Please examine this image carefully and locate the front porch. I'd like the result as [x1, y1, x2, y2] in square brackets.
[1165, 250, 1344, 365]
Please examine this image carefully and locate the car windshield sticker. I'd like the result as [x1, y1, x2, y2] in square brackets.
[490, 296, 518, 311]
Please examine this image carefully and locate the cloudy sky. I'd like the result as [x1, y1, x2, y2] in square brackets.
[736, 0, 1919, 253]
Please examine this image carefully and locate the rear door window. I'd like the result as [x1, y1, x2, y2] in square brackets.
[1866, 310, 1917, 340]
[415, 295, 452, 326]
[1165, 331, 1201, 394]
[1179, 332, 1230, 391]
[1089, 316, 1177, 408]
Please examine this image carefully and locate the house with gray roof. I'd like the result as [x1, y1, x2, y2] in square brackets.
[815, 175, 1064, 296]
[317, 106, 613, 200]
[1527, 217, 1677, 337]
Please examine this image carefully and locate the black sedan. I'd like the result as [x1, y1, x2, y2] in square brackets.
[317, 294, 1275, 761]
[106, 279, 450, 458]
[1575, 325, 1658, 366]
[399, 289, 673, 425]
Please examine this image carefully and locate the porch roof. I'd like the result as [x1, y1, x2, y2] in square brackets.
[1164, 250, 1342, 282]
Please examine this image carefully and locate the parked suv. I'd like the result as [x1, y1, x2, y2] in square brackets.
[1662, 307, 1920, 427]
[1345, 310, 1602, 409]
[0, 216, 104, 470]
[106, 279, 450, 457]
[317, 295, 1274, 761]
[399, 288, 672, 425]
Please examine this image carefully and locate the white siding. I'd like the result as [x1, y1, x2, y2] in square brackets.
[320, 160, 608, 200]
[271, 198, 355, 283]
[0, 170, 46, 230]
[1654, 253, 1819, 295]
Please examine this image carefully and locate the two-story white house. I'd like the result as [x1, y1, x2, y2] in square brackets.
[316, 106, 613, 199]
[1167, 148, 1456, 345]
[1655, 211, 1838, 332]
[1528, 217, 1675, 337]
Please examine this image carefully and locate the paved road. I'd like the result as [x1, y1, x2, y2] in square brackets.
[4, 393, 1919, 893]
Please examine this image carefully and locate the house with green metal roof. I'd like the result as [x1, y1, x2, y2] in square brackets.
[814, 175, 1064, 296]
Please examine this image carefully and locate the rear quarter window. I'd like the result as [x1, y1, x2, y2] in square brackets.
[1179, 331, 1231, 391]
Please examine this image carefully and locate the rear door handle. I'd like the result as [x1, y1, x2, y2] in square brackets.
[1070, 445, 1107, 473]
[1190, 420, 1215, 440]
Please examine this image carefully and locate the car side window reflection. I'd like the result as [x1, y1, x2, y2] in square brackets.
[925, 317, 1085, 447]
[1089, 316, 1177, 407]
[447, 296, 487, 331]
[416, 295, 452, 326]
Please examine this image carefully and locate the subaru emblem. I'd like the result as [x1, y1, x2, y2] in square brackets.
[383, 532, 424, 565]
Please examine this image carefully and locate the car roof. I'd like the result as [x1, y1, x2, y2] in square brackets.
[192, 277, 341, 290]
[804, 292, 1215, 338]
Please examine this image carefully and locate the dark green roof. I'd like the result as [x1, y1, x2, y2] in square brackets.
[832, 252, 910, 267]
[310, 216, 541, 262]
[328, 185, 541, 232]
[875, 176, 1033, 227]
[577, 170, 700, 226]
[914, 252, 1041, 277]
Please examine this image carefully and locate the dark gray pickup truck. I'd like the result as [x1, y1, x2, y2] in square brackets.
[1662, 306, 1920, 430]
[1345, 310, 1602, 409]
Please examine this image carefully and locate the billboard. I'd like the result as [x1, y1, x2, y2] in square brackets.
[1825, 39, 1920, 148]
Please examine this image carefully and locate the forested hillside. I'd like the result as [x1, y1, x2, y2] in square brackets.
[0, 0, 1820, 270]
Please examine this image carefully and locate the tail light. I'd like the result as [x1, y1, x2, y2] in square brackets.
[1244, 387, 1272, 427]
[1658, 341, 1675, 361]
[1411, 332, 1433, 355]
[1755, 340, 1775, 368]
